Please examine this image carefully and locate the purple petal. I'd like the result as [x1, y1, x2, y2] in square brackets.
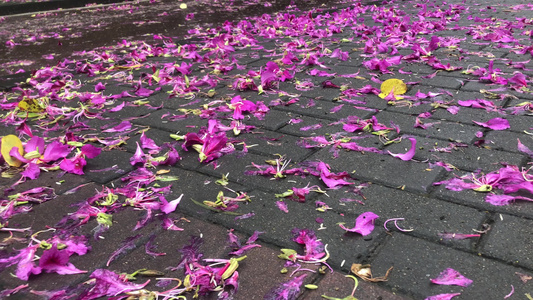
[276, 201, 288, 213]
[160, 194, 183, 214]
[25, 136, 45, 154]
[430, 268, 472, 287]
[340, 212, 379, 236]
[21, 163, 40, 180]
[103, 121, 132, 133]
[425, 293, 461, 300]
[130, 142, 145, 165]
[517, 139, 533, 158]
[42, 141, 70, 162]
[388, 137, 417, 161]
[86, 269, 149, 297]
[485, 194, 533, 206]
[473, 118, 510, 130]
[81, 144, 101, 159]
[140, 132, 160, 151]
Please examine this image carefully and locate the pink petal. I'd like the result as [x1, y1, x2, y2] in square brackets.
[388, 137, 417, 161]
[425, 293, 461, 300]
[25, 136, 45, 154]
[42, 141, 70, 162]
[160, 194, 183, 214]
[473, 118, 510, 130]
[339, 212, 379, 236]
[140, 132, 160, 151]
[276, 201, 288, 213]
[430, 268, 472, 287]
[485, 194, 533, 206]
[21, 163, 40, 180]
[81, 144, 101, 159]
[103, 121, 132, 133]
[518, 139, 533, 158]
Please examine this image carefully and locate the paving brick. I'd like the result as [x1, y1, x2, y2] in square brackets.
[130, 108, 213, 133]
[236, 130, 315, 162]
[370, 234, 533, 300]
[6, 182, 100, 231]
[84, 149, 135, 184]
[419, 75, 463, 90]
[197, 152, 323, 193]
[315, 183, 487, 250]
[308, 148, 443, 194]
[485, 130, 533, 154]
[432, 175, 533, 218]
[201, 188, 380, 269]
[276, 114, 346, 138]
[245, 108, 294, 131]
[273, 96, 376, 121]
[384, 134, 525, 172]
[375, 110, 480, 144]
[107, 216, 234, 296]
[483, 214, 533, 270]
[308, 269, 413, 300]
[430, 105, 505, 125]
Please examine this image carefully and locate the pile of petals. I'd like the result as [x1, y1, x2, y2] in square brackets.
[434, 165, 533, 206]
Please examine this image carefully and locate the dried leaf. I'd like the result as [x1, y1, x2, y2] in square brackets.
[350, 264, 392, 282]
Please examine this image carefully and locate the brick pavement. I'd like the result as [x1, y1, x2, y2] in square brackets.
[1, 0, 533, 299]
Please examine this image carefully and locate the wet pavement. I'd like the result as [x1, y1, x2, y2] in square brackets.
[0, 0, 533, 299]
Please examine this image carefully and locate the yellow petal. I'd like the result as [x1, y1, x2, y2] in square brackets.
[1, 135, 24, 167]
[380, 79, 407, 99]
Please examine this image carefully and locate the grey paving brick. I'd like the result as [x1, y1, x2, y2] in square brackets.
[316, 183, 487, 250]
[482, 214, 533, 270]
[384, 134, 525, 172]
[308, 148, 443, 194]
[371, 234, 533, 300]
[485, 130, 533, 154]
[419, 75, 463, 90]
[432, 175, 533, 218]
[197, 152, 324, 193]
[309, 269, 414, 299]
[375, 110, 479, 143]
[236, 130, 315, 162]
[130, 108, 210, 133]
[84, 149, 134, 184]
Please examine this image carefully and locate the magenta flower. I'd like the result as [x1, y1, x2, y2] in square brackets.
[362, 56, 402, 74]
[1, 244, 43, 281]
[229, 95, 257, 120]
[59, 155, 87, 175]
[39, 244, 86, 275]
[102, 121, 132, 133]
[430, 268, 472, 287]
[339, 212, 379, 236]
[388, 137, 417, 161]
